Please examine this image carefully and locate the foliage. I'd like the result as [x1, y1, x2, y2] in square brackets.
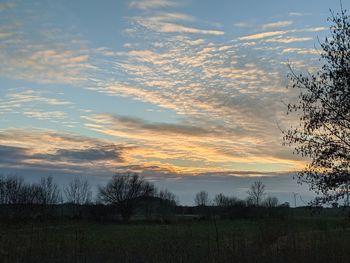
[284, 7, 350, 205]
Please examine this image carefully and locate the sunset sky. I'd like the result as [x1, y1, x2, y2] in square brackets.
[0, 0, 346, 204]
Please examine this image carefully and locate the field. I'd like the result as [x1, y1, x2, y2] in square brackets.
[1, 212, 350, 263]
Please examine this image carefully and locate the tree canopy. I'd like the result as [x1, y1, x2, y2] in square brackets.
[284, 7, 350, 205]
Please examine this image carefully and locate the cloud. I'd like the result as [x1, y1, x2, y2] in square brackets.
[0, 89, 73, 123]
[288, 12, 311, 17]
[234, 22, 253, 28]
[0, 129, 130, 173]
[300, 27, 327, 32]
[0, 2, 15, 11]
[239, 27, 326, 42]
[85, 114, 218, 137]
[0, 1, 324, 179]
[0, 8, 97, 86]
[129, 0, 178, 10]
[0, 89, 71, 107]
[90, 24, 318, 173]
[151, 22, 224, 35]
[282, 47, 319, 55]
[34, 145, 124, 163]
[82, 110, 306, 175]
[0, 48, 95, 85]
[239, 30, 287, 41]
[265, 36, 313, 43]
[261, 21, 293, 30]
[23, 111, 67, 120]
[132, 13, 224, 35]
[0, 145, 29, 165]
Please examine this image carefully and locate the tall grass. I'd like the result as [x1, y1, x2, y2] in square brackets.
[0, 217, 349, 263]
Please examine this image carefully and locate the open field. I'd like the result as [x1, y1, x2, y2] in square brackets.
[1, 214, 350, 263]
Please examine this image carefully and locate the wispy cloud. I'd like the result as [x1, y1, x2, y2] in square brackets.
[23, 111, 67, 120]
[282, 47, 319, 55]
[265, 36, 313, 43]
[0, 2, 15, 11]
[239, 30, 288, 41]
[131, 12, 224, 35]
[239, 27, 326, 42]
[261, 20, 293, 30]
[234, 21, 253, 28]
[0, 89, 75, 125]
[129, 0, 178, 10]
[288, 12, 311, 17]
[0, 6, 97, 86]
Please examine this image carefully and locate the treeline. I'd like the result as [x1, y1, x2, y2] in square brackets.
[0, 172, 290, 223]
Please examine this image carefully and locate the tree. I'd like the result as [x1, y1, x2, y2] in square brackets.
[0, 176, 4, 204]
[158, 189, 178, 206]
[263, 196, 279, 208]
[157, 189, 178, 221]
[98, 172, 156, 222]
[194, 190, 209, 206]
[0, 175, 57, 205]
[213, 193, 239, 207]
[3, 175, 25, 204]
[64, 176, 92, 205]
[35, 176, 61, 205]
[284, 7, 350, 205]
[246, 181, 265, 206]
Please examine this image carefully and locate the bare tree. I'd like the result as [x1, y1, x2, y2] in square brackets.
[263, 196, 279, 208]
[64, 176, 92, 205]
[194, 190, 209, 207]
[0, 175, 6, 204]
[36, 176, 61, 205]
[247, 181, 266, 206]
[157, 189, 178, 221]
[213, 193, 239, 207]
[4, 175, 25, 204]
[158, 189, 178, 206]
[0, 175, 43, 205]
[98, 172, 156, 222]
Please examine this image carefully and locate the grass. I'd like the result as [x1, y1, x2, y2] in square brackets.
[0, 215, 350, 263]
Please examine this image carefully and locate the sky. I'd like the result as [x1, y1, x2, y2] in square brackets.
[0, 0, 347, 205]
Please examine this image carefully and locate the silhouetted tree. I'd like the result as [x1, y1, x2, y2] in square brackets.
[35, 176, 61, 205]
[157, 189, 178, 221]
[64, 176, 92, 205]
[158, 189, 178, 206]
[194, 190, 209, 206]
[3, 175, 25, 204]
[98, 172, 156, 222]
[263, 196, 279, 208]
[284, 7, 350, 205]
[213, 193, 239, 207]
[247, 181, 265, 206]
[0, 175, 5, 204]
[0, 175, 53, 205]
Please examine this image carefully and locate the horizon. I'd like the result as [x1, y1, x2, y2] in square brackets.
[0, 0, 346, 205]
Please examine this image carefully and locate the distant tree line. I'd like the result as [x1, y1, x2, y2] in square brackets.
[195, 180, 285, 209]
[0, 172, 294, 223]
